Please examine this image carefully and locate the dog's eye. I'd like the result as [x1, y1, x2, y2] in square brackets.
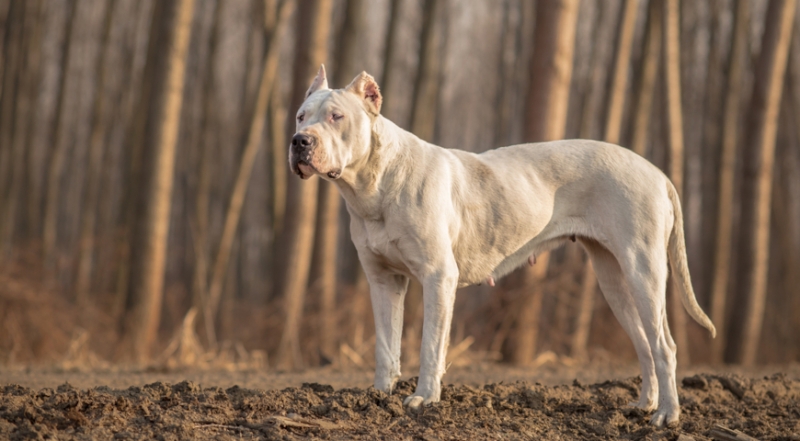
[332, 113, 343, 122]
[297, 113, 305, 123]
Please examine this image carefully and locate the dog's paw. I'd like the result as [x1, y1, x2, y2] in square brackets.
[627, 397, 657, 412]
[403, 394, 438, 409]
[374, 375, 399, 395]
[649, 406, 680, 427]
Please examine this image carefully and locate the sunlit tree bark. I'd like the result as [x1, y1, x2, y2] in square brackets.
[128, 0, 196, 363]
[276, 0, 333, 369]
[630, 0, 661, 157]
[379, 0, 401, 117]
[709, 0, 749, 363]
[0, 1, 42, 256]
[663, 0, 690, 365]
[75, 1, 116, 304]
[205, 0, 293, 346]
[507, 0, 579, 366]
[409, 0, 444, 142]
[604, 0, 637, 144]
[189, 0, 220, 346]
[572, 0, 638, 360]
[727, 0, 796, 366]
[306, 0, 365, 364]
[41, 0, 77, 269]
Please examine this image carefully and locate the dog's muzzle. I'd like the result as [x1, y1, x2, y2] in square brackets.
[290, 133, 316, 179]
[289, 133, 342, 180]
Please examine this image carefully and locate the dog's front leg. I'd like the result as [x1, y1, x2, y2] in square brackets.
[404, 265, 458, 408]
[365, 270, 408, 394]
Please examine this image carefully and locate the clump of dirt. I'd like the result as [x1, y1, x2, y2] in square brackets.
[1, 373, 798, 440]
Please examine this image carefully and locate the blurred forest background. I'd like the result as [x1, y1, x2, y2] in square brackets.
[1, 0, 799, 371]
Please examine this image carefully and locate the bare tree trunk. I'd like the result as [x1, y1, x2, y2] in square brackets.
[604, 0, 637, 144]
[571, 0, 637, 360]
[114, 1, 164, 330]
[494, 0, 524, 147]
[269, 79, 287, 235]
[75, 0, 116, 304]
[306, 0, 365, 364]
[784, 15, 800, 364]
[276, 0, 333, 369]
[709, 0, 749, 363]
[379, 0, 401, 115]
[190, 0, 220, 346]
[630, 0, 662, 158]
[113, 0, 157, 324]
[727, 0, 796, 366]
[409, 0, 445, 142]
[41, 0, 76, 269]
[523, 0, 578, 143]
[0, 1, 22, 248]
[205, 0, 293, 344]
[0, 0, 10, 98]
[663, 0, 690, 366]
[570, 258, 597, 359]
[679, 3, 711, 305]
[507, 0, 579, 366]
[129, 0, 196, 363]
[577, 1, 619, 142]
[264, 2, 287, 240]
[333, 0, 365, 85]
[311, 181, 340, 361]
[698, 0, 726, 331]
[1, 1, 42, 257]
[770, 99, 799, 362]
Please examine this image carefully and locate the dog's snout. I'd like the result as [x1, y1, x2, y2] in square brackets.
[291, 133, 314, 150]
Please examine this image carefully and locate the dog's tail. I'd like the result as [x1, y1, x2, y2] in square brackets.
[666, 180, 717, 338]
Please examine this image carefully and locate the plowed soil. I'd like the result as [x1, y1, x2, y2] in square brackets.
[1, 366, 799, 440]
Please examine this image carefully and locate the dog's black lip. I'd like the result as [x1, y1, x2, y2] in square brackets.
[291, 159, 307, 178]
[294, 159, 319, 179]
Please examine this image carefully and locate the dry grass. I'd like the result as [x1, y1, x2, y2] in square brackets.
[0, 246, 667, 371]
[0, 256, 113, 366]
[155, 308, 267, 371]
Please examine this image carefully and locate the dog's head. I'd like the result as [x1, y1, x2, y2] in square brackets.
[289, 65, 382, 180]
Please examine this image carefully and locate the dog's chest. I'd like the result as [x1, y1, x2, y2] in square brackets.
[354, 217, 408, 271]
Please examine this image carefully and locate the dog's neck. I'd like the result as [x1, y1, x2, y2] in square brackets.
[335, 116, 420, 220]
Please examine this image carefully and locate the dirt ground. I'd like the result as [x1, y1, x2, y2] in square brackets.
[1, 362, 799, 440]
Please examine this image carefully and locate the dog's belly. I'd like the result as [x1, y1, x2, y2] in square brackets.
[453, 221, 580, 287]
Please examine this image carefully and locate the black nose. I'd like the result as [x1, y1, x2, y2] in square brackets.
[291, 133, 314, 150]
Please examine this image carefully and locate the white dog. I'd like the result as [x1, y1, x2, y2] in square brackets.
[289, 66, 716, 427]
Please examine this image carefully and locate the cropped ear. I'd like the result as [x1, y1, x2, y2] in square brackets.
[345, 71, 382, 115]
[305, 65, 329, 98]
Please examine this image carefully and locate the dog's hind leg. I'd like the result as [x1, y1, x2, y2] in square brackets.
[582, 239, 657, 412]
[618, 246, 679, 427]
[365, 269, 409, 394]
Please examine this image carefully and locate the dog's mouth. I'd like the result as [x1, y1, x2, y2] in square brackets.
[290, 154, 317, 180]
[297, 160, 316, 180]
[292, 159, 342, 180]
